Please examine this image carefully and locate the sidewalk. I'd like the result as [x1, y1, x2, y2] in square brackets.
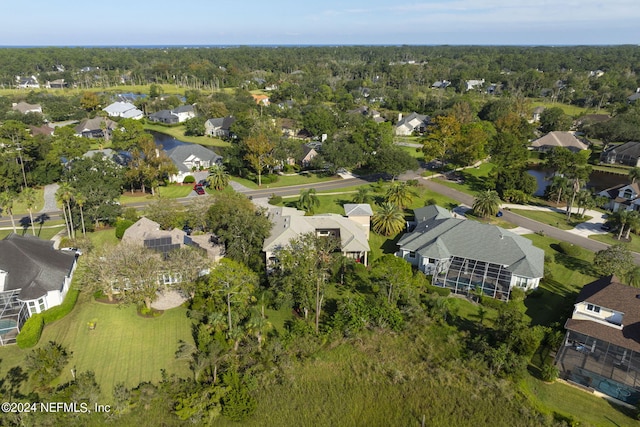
[501, 203, 608, 238]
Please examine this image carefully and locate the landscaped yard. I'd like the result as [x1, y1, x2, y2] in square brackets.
[0, 220, 65, 240]
[590, 232, 640, 254]
[431, 162, 495, 196]
[510, 209, 592, 230]
[40, 297, 193, 398]
[231, 172, 341, 190]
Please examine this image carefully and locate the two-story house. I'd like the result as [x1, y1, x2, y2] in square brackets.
[395, 112, 430, 136]
[204, 116, 235, 138]
[600, 141, 640, 167]
[263, 204, 371, 268]
[148, 105, 195, 124]
[555, 275, 640, 405]
[598, 182, 640, 212]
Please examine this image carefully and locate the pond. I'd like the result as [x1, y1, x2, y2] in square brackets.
[148, 130, 189, 151]
[527, 167, 628, 196]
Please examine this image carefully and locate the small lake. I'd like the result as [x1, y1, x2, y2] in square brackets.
[527, 167, 628, 196]
[149, 130, 189, 151]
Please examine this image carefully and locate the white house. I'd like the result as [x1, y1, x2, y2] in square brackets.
[165, 144, 223, 183]
[103, 101, 144, 120]
[598, 182, 640, 212]
[395, 112, 430, 136]
[0, 234, 78, 345]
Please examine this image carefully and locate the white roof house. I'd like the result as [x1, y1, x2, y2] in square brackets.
[103, 101, 144, 120]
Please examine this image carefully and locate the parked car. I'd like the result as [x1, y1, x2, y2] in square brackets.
[60, 247, 83, 256]
[194, 184, 205, 195]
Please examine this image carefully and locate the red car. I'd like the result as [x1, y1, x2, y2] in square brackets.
[193, 184, 205, 195]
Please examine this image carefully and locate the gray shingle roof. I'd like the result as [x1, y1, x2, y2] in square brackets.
[398, 206, 544, 278]
[165, 144, 223, 173]
[344, 204, 373, 217]
[0, 234, 76, 300]
[530, 131, 589, 151]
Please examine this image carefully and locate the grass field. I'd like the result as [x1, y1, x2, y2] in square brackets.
[529, 100, 593, 117]
[431, 162, 495, 196]
[231, 172, 342, 190]
[119, 183, 194, 204]
[590, 232, 640, 253]
[10, 187, 45, 215]
[0, 220, 65, 240]
[510, 209, 592, 230]
[143, 123, 230, 148]
[43, 297, 192, 399]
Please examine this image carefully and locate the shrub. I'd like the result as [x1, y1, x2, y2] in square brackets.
[260, 174, 279, 184]
[541, 362, 559, 382]
[480, 295, 504, 310]
[182, 175, 196, 184]
[268, 194, 282, 205]
[115, 219, 135, 239]
[406, 179, 419, 187]
[558, 241, 581, 257]
[426, 284, 450, 297]
[42, 288, 80, 324]
[426, 198, 438, 206]
[16, 314, 44, 349]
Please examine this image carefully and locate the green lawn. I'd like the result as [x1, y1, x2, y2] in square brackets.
[86, 228, 119, 248]
[432, 162, 495, 196]
[520, 376, 640, 426]
[231, 172, 341, 190]
[11, 187, 45, 215]
[529, 100, 593, 117]
[590, 232, 640, 253]
[119, 184, 194, 204]
[398, 145, 424, 159]
[40, 297, 193, 399]
[0, 220, 65, 240]
[143, 123, 229, 148]
[510, 209, 592, 230]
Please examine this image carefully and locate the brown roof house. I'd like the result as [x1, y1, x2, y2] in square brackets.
[11, 101, 42, 114]
[122, 217, 223, 262]
[530, 131, 589, 153]
[555, 276, 640, 405]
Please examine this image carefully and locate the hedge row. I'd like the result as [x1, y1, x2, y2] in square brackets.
[16, 314, 44, 349]
[16, 288, 80, 349]
[426, 285, 451, 297]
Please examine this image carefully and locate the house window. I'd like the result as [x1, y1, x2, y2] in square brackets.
[28, 301, 36, 315]
[586, 303, 601, 313]
[623, 189, 633, 199]
[38, 297, 46, 312]
[408, 251, 416, 258]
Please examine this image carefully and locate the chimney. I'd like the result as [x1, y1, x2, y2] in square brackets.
[398, 113, 403, 121]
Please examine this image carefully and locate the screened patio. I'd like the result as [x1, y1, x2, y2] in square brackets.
[555, 330, 640, 405]
[0, 289, 28, 346]
[432, 256, 513, 301]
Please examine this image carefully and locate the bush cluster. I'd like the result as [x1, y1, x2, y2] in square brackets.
[426, 284, 451, 297]
[182, 175, 196, 184]
[115, 219, 135, 239]
[16, 314, 44, 349]
[260, 174, 279, 184]
[558, 242, 581, 257]
[42, 288, 80, 324]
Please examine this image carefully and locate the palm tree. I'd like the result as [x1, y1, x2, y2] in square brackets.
[246, 310, 273, 351]
[56, 183, 75, 239]
[385, 182, 414, 210]
[206, 164, 230, 191]
[20, 187, 37, 236]
[351, 187, 372, 204]
[472, 190, 501, 218]
[0, 191, 17, 234]
[75, 191, 87, 237]
[624, 211, 640, 240]
[55, 186, 71, 238]
[298, 188, 320, 214]
[546, 175, 569, 205]
[626, 266, 640, 288]
[607, 209, 631, 240]
[629, 167, 640, 184]
[372, 202, 405, 236]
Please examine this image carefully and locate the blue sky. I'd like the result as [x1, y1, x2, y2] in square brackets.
[2, 0, 638, 46]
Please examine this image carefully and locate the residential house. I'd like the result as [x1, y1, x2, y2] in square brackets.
[598, 182, 640, 212]
[600, 141, 640, 167]
[46, 79, 67, 89]
[204, 116, 235, 138]
[83, 148, 131, 166]
[0, 234, 78, 346]
[465, 79, 485, 91]
[531, 106, 545, 123]
[431, 80, 451, 89]
[16, 75, 39, 89]
[148, 105, 195, 124]
[263, 205, 371, 267]
[397, 205, 544, 301]
[555, 276, 640, 405]
[103, 101, 144, 120]
[123, 217, 223, 262]
[343, 204, 374, 239]
[251, 94, 270, 106]
[11, 102, 42, 114]
[29, 125, 54, 137]
[298, 145, 318, 168]
[530, 131, 589, 153]
[165, 144, 223, 183]
[75, 117, 117, 139]
[280, 118, 299, 138]
[628, 90, 640, 104]
[347, 106, 385, 123]
[395, 112, 430, 136]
